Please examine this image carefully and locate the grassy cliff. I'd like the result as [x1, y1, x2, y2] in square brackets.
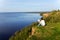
[9, 10, 60, 40]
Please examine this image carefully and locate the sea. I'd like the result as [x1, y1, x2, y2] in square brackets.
[0, 12, 41, 40]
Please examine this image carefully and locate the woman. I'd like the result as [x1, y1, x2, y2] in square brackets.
[38, 17, 45, 26]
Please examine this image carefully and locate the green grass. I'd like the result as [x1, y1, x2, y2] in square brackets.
[9, 22, 60, 40]
[28, 22, 60, 40]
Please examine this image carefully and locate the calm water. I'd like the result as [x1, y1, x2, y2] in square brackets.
[0, 12, 41, 40]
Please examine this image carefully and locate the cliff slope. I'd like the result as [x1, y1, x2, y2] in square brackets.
[9, 10, 60, 40]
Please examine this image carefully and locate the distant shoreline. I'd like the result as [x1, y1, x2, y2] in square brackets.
[0, 11, 50, 14]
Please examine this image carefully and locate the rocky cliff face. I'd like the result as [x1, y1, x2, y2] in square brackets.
[43, 13, 50, 18]
[42, 10, 60, 18]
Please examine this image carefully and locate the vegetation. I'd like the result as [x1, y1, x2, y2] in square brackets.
[9, 10, 60, 40]
[44, 10, 60, 23]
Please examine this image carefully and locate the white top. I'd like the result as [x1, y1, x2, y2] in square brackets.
[38, 19, 45, 26]
[40, 20, 45, 26]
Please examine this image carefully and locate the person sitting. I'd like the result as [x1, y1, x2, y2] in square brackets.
[37, 17, 45, 26]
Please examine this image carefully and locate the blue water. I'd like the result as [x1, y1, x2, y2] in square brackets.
[0, 12, 41, 40]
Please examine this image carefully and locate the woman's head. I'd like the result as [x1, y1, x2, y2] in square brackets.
[41, 17, 43, 20]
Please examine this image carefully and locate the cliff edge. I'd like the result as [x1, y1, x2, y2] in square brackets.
[9, 10, 60, 40]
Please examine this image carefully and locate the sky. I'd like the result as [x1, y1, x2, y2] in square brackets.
[0, 0, 60, 12]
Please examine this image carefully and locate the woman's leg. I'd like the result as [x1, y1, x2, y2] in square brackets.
[38, 23, 40, 27]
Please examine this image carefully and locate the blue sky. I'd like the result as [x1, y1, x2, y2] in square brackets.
[0, 0, 60, 12]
